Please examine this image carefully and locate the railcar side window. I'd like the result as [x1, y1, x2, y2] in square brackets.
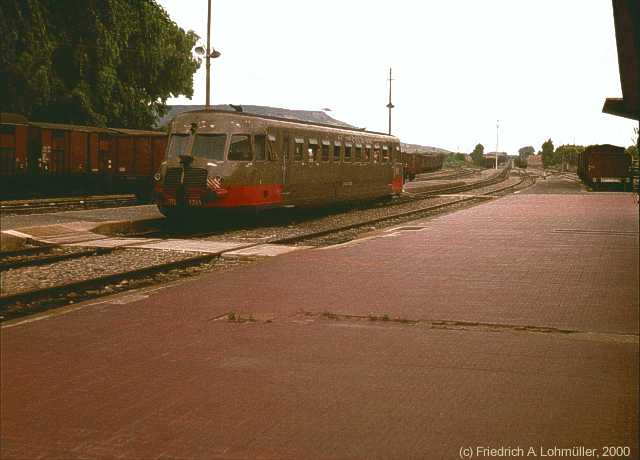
[308, 139, 318, 162]
[267, 134, 277, 160]
[283, 135, 290, 160]
[382, 145, 390, 163]
[333, 141, 342, 162]
[364, 145, 371, 162]
[344, 142, 352, 162]
[294, 138, 304, 161]
[321, 141, 330, 161]
[167, 134, 190, 159]
[229, 135, 252, 161]
[355, 144, 362, 162]
[254, 135, 266, 161]
[373, 144, 381, 163]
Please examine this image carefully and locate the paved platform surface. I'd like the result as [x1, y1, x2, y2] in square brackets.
[2, 184, 638, 459]
[0, 204, 163, 231]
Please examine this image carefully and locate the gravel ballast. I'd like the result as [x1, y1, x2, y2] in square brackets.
[1, 249, 200, 295]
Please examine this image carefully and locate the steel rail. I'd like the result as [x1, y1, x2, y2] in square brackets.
[0, 195, 139, 214]
[0, 247, 120, 271]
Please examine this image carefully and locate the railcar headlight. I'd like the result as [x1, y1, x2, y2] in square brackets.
[154, 173, 161, 181]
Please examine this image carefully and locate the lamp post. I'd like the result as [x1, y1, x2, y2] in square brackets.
[495, 119, 499, 169]
[194, 0, 221, 109]
[386, 68, 394, 135]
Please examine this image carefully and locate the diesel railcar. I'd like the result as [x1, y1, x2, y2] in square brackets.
[153, 110, 403, 215]
[0, 113, 167, 199]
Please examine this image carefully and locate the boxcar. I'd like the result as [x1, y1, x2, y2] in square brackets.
[577, 144, 631, 189]
[0, 113, 167, 199]
[154, 110, 403, 216]
[402, 152, 444, 181]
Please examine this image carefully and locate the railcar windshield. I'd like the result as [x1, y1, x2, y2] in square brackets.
[229, 135, 252, 161]
[167, 134, 190, 159]
[192, 133, 226, 161]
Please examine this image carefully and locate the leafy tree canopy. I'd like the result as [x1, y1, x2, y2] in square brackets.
[470, 143, 484, 166]
[554, 144, 584, 167]
[539, 138, 554, 167]
[0, 0, 200, 129]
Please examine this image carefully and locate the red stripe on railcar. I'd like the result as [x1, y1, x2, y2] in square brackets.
[158, 184, 284, 208]
[210, 184, 284, 207]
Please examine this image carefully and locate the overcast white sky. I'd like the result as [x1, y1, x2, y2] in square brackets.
[158, 0, 637, 154]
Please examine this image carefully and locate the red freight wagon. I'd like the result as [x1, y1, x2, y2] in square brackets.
[0, 113, 167, 200]
[0, 114, 28, 176]
[577, 144, 631, 190]
[402, 152, 445, 181]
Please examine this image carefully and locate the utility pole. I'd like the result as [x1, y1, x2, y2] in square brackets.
[495, 119, 499, 169]
[386, 68, 394, 135]
[205, 0, 212, 108]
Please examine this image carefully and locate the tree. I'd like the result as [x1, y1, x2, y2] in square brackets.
[518, 146, 535, 159]
[0, 0, 200, 129]
[470, 143, 484, 166]
[539, 139, 555, 167]
[554, 144, 584, 168]
[627, 127, 639, 161]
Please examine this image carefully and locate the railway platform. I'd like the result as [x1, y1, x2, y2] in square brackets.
[1, 179, 638, 459]
[0, 204, 163, 250]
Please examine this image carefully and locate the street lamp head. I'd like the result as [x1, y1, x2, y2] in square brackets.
[194, 46, 220, 59]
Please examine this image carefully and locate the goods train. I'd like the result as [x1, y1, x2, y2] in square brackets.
[577, 144, 631, 189]
[153, 109, 403, 216]
[402, 152, 445, 181]
[0, 113, 167, 199]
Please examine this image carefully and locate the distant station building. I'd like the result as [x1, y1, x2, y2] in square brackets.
[526, 154, 543, 169]
[484, 152, 508, 168]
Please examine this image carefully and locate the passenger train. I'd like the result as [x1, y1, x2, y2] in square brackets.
[153, 110, 404, 216]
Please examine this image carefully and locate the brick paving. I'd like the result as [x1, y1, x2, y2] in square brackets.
[1, 186, 638, 459]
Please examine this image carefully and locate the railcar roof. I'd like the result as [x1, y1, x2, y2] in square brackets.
[172, 109, 398, 139]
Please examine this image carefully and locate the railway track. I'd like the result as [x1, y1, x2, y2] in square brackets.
[0, 246, 118, 271]
[1, 169, 531, 321]
[0, 194, 139, 215]
[411, 167, 477, 182]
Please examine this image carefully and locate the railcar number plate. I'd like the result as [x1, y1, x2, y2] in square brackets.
[188, 199, 202, 207]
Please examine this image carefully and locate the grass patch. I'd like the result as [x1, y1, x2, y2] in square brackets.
[227, 311, 257, 323]
[322, 312, 341, 320]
